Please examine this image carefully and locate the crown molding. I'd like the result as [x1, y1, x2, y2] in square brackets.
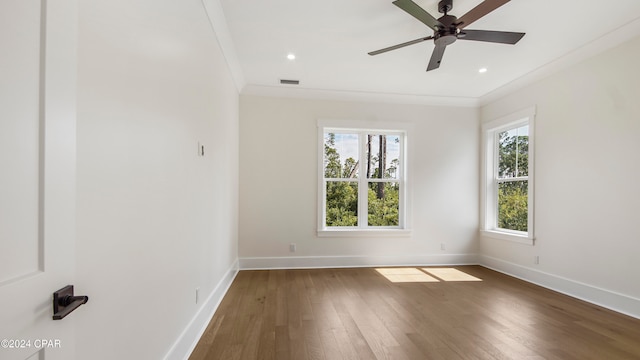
[480, 16, 640, 107]
[241, 84, 480, 108]
[201, 0, 245, 92]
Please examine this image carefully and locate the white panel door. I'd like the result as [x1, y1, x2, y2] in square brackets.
[0, 0, 78, 359]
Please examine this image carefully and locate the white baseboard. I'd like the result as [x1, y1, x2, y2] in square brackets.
[239, 253, 479, 270]
[163, 259, 239, 360]
[479, 255, 640, 319]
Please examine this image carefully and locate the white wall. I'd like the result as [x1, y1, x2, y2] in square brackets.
[239, 95, 479, 268]
[75, 0, 239, 359]
[480, 36, 640, 317]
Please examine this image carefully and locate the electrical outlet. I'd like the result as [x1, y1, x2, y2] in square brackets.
[289, 243, 296, 252]
[440, 243, 446, 251]
[195, 288, 200, 304]
[534, 256, 540, 265]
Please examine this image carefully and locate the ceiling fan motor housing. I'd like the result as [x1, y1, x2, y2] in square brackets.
[434, 14, 458, 45]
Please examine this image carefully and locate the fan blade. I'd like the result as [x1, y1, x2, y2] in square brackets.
[458, 30, 525, 44]
[427, 43, 447, 71]
[457, 0, 510, 29]
[368, 36, 433, 56]
[393, 0, 442, 30]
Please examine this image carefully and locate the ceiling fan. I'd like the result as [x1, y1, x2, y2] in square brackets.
[368, 0, 525, 71]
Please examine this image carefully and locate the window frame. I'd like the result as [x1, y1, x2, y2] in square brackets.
[317, 120, 410, 237]
[481, 107, 535, 245]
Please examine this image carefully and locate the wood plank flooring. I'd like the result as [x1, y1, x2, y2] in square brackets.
[189, 266, 640, 360]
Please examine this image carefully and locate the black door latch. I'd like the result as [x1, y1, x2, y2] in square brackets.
[53, 285, 88, 320]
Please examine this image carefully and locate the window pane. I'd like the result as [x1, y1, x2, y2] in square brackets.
[498, 125, 529, 178]
[324, 133, 359, 178]
[366, 134, 401, 179]
[498, 180, 528, 232]
[368, 182, 399, 226]
[326, 181, 358, 226]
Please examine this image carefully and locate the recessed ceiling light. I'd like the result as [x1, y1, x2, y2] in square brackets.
[287, 53, 296, 60]
[479, 67, 488, 73]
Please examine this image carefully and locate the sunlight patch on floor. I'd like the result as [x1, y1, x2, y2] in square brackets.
[422, 268, 483, 282]
[375, 268, 440, 283]
[375, 267, 483, 283]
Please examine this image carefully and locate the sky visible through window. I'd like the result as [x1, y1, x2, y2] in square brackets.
[327, 133, 400, 178]
[498, 125, 529, 179]
[503, 125, 528, 138]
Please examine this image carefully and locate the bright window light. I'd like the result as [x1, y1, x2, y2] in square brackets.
[376, 267, 483, 283]
[422, 268, 482, 282]
[375, 268, 439, 283]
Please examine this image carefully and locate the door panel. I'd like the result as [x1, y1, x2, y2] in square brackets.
[0, 0, 78, 359]
[0, 0, 42, 286]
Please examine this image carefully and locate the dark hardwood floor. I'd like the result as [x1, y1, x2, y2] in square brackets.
[190, 266, 640, 360]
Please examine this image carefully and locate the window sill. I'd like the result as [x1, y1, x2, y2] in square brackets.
[317, 229, 412, 238]
[480, 230, 534, 245]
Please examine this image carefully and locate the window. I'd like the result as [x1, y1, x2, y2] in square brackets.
[318, 123, 407, 235]
[482, 107, 535, 244]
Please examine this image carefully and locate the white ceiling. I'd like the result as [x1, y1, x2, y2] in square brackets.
[215, 0, 640, 105]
